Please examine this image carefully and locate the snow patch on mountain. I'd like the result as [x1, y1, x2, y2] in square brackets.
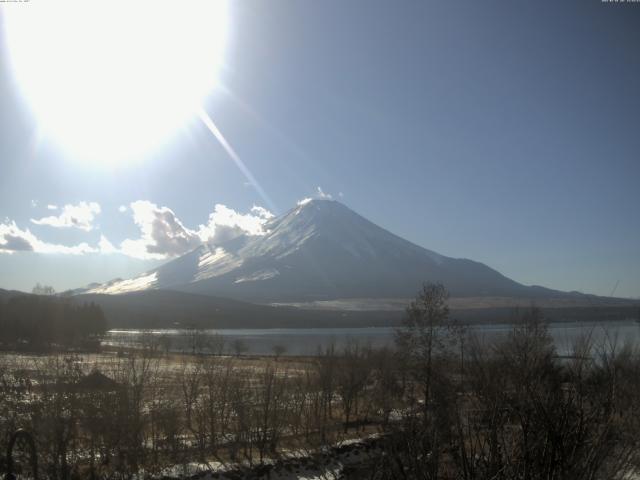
[87, 272, 158, 294]
[197, 246, 227, 269]
[195, 246, 242, 282]
[234, 268, 280, 283]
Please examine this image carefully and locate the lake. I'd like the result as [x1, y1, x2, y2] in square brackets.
[104, 319, 640, 356]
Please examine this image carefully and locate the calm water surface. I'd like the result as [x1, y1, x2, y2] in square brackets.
[104, 320, 640, 356]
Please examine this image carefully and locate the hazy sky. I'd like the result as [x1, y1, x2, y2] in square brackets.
[0, 1, 639, 297]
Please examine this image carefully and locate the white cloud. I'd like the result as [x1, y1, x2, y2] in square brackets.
[251, 205, 274, 219]
[197, 203, 273, 245]
[0, 222, 34, 252]
[2, 200, 274, 260]
[47, 204, 58, 210]
[36, 241, 95, 255]
[316, 186, 332, 200]
[118, 205, 127, 213]
[115, 201, 274, 260]
[0, 220, 96, 255]
[118, 201, 201, 260]
[31, 201, 101, 231]
[98, 235, 118, 254]
[297, 186, 337, 206]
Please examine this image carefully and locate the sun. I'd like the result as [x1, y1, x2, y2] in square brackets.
[4, 0, 228, 165]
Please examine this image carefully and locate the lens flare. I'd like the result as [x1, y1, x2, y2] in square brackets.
[4, 0, 228, 165]
[199, 108, 276, 212]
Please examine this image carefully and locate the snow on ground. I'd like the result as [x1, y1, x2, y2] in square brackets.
[160, 434, 383, 480]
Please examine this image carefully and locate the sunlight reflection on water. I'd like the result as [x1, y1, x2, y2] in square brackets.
[103, 320, 640, 357]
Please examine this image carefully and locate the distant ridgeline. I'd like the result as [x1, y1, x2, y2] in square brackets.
[0, 294, 107, 351]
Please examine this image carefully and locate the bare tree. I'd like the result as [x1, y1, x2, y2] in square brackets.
[231, 339, 249, 357]
[272, 344, 287, 360]
[336, 341, 370, 432]
[395, 283, 455, 417]
[369, 347, 400, 427]
[253, 363, 289, 463]
[32, 283, 56, 296]
[315, 344, 337, 445]
[229, 369, 252, 463]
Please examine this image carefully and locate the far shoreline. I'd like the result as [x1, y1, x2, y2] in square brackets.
[103, 303, 640, 331]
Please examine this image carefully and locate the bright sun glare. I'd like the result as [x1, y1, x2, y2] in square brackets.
[4, 0, 228, 165]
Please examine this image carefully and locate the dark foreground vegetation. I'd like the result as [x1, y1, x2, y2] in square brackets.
[1, 284, 639, 479]
[0, 295, 107, 351]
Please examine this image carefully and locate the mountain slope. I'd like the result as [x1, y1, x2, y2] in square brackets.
[0, 288, 34, 300]
[84, 200, 567, 302]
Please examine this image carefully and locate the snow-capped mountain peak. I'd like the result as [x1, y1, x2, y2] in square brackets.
[83, 199, 548, 302]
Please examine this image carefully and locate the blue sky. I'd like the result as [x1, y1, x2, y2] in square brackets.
[0, 1, 639, 297]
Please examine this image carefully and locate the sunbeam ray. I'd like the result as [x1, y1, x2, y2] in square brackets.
[199, 108, 276, 213]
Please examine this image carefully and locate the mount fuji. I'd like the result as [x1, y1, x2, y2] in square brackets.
[82, 199, 567, 304]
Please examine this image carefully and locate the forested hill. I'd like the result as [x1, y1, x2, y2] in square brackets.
[78, 289, 640, 329]
[76, 290, 402, 329]
[0, 292, 107, 350]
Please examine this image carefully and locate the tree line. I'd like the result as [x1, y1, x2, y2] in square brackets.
[0, 294, 107, 350]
